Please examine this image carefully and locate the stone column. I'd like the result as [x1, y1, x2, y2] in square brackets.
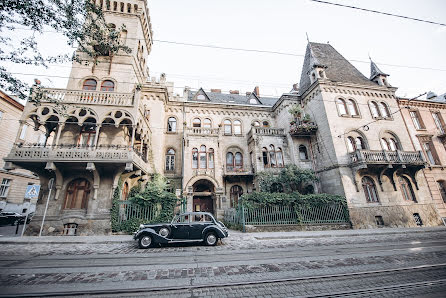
[93, 124, 101, 149]
[130, 125, 136, 149]
[15, 121, 25, 144]
[54, 123, 65, 147]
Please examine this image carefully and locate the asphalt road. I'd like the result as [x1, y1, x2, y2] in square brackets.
[0, 228, 445, 297]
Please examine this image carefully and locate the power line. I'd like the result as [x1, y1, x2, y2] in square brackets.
[309, 0, 446, 27]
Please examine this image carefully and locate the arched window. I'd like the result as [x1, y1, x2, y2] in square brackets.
[347, 137, 356, 152]
[262, 147, 269, 167]
[165, 149, 175, 171]
[122, 182, 129, 201]
[233, 120, 242, 135]
[336, 98, 348, 115]
[64, 178, 91, 209]
[235, 152, 243, 169]
[78, 125, 96, 147]
[252, 121, 260, 127]
[437, 181, 446, 203]
[269, 145, 277, 167]
[82, 79, 97, 91]
[167, 117, 177, 132]
[380, 102, 390, 118]
[196, 94, 206, 101]
[230, 185, 243, 208]
[100, 80, 115, 91]
[388, 138, 398, 151]
[381, 138, 390, 151]
[276, 148, 284, 167]
[199, 145, 207, 168]
[203, 118, 212, 128]
[224, 120, 232, 135]
[193, 118, 201, 128]
[262, 121, 269, 127]
[399, 176, 416, 202]
[362, 176, 379, 203]
[249, 98, 258, 104]
[208, 148, 214, 169]
[226, 152, 234, 171]
[299, 145, 308, 160]
[347, 99, 359, 116]
[192, 148, 198, 169]
[370, 101, 381, 118]
[355, 137, 365, 150]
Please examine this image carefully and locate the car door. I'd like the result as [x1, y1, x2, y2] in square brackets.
[170, 214, 190, 240]
[189, 214, 207, 239]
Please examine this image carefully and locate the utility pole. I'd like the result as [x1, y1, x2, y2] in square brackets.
[39, 178, 54, 237]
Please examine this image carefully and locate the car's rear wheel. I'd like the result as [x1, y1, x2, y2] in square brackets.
[204, 231, 218, 246]
[138, 234, 154, 249]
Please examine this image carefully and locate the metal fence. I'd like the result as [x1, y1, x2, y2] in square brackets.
[117, 198, 187, 225]
[117, 201, 160, 225]
[224, 202, 350, 230]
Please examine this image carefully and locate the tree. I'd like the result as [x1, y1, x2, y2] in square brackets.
[0, 0, 131, 101]
[257, 165, 318, 193]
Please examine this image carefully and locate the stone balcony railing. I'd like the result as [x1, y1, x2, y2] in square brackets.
[4, 144, 150, 173]
[350, 149, 426, 166]
[36, 88, 135, 107]
[289, 122, 318, 136]
[187, 127, 220, 136]
[247, 127, 285, 139]
[224, 166, 254, 176]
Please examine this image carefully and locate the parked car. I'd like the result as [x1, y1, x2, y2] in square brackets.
[133, 212, 229, 249]
[0, 212, 26, 226]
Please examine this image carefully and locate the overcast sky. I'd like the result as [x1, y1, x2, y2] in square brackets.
[3, 0, 446, 100]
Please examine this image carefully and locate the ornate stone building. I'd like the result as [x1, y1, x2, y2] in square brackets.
[3, 1, 443, 234]
[398, 92, 446, 224]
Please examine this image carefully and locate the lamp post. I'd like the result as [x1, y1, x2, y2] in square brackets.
[39, 178, 54, 237]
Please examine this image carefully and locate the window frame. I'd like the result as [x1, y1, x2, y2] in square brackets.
[299, 145, 309, 160]
[192, 148, 198, 169]
[100, 80, 115, 92]
[167, 117, 177, 133]
[203, 118, 212, 128]
[336, 98, 348, 116]
[437, 180, 446, 203]
[230, 185, 243, 208]
[0, 178, 12, 198]
[224, 119, 232, 135]
[233, 120, 242, 135]
[362, 176, 380, 203]
[369, 101, 381, 118]
[63, 178, 91, 209]
[82, 79, 97, 91]
[165, 148, 175, 172]
[410, 110, 425, 130]
[199, 145, 207, 169]
[347, 99, 360, 117]
[399, 176, 417, 202]
[192, 118, 201, 128]
[432, 111, 445, 134]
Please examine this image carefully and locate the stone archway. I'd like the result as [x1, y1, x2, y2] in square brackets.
[192, 179, 215, 215]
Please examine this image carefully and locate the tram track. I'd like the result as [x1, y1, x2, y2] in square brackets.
[2, 263, 445, 297]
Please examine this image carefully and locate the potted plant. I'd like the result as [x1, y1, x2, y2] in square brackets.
[288, 105, 303, 119]
[302, 113, 311, 123]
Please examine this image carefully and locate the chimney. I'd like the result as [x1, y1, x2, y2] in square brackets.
[211, 89, 221, 93]
[229, 90, 239, 94]
[292, 84, 298, 91]
[253, 86, 259, 96]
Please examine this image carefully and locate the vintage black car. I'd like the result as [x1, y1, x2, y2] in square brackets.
[133, 212, 229, 248]
[0, 212, 28, 226]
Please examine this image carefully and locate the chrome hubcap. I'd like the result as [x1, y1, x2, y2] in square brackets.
[207, 234, 217, 245]
[141, 236, 151, 247]
[159, 228, 169, 237]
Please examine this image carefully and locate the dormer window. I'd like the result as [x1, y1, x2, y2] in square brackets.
[197, 94, 206, 101]
[249, 98, 257, 104]
[319, 70, 325, 78]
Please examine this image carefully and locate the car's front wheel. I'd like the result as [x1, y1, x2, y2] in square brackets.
[138, 234, 154, 249]
[204, 231, 218, 246]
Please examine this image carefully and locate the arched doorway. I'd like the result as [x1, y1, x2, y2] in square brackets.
[192, 179, 215, 214]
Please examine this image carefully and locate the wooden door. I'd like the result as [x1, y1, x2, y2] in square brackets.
[193, 196, 214, 214]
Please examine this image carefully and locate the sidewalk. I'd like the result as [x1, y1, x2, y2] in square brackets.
[0, 226, 444, 244]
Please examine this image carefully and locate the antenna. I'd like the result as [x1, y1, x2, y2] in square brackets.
[306, 32, 310, 42]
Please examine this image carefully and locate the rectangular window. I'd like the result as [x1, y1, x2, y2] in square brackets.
[19, 124, 28, 140]
[432, 112, 445, 134]
[0, 110, 3, 122]
[423, 142, 438, 165]
[438, 181, 446, 203]
[0, 178, 11, 198]
[410, 111, 424, 130]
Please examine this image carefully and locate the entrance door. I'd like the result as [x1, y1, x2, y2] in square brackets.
[193, 196, 214, 214]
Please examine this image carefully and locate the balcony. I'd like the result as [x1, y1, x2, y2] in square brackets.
[187, 127, 220, 137]
[248, 127, 285, 140]
[289, 122, 318, 136]
[224, 166, 254, 182]
[437, 129, 446, 140]
[4, 144, 150, 173]
[35, 88, 135, 107]
[350, 149, 425, 166]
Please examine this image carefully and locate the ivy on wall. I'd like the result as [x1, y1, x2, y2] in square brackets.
[257, 165, 318, 194]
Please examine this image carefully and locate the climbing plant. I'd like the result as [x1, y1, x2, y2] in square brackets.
[257, 165, 318, 194]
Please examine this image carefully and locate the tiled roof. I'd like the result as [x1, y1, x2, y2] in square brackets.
[299, 42, 376, 95]
[187, 89, 279, 107]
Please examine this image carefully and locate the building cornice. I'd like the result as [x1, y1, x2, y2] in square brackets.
[0, 90, 24, 111]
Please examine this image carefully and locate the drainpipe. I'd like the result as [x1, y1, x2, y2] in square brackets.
[181, 100, 186, 204]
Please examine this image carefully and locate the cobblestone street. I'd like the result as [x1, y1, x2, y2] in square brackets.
[0, 227, 445, 297]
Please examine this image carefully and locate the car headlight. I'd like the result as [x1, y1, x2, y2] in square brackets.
[139, 224, 144, 229]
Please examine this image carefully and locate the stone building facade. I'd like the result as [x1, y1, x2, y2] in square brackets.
[0, 91, 40, 215]
[3, 1, 443, 234]
[398, 93, 446, 223]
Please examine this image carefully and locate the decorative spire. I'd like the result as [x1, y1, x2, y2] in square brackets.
[308, 43, 326, 69]
[369, 58, 388, 80]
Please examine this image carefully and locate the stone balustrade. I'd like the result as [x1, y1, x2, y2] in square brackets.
[36, 88, 135, 107]
[187, 127, 220, 136]
[248, 127, 285, 139]
[350, 149, 425, 165]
